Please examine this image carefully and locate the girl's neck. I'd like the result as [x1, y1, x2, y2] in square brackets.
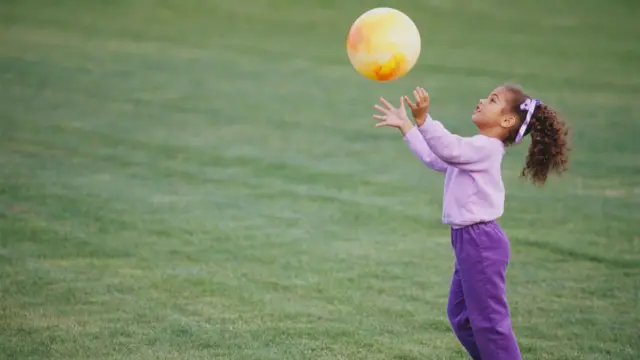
[479, 127, 506, 141]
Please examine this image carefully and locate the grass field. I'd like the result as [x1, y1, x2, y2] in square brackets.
[1, 0, 639, 359]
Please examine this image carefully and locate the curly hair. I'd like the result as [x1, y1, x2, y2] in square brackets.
[502, 84, 571, 186]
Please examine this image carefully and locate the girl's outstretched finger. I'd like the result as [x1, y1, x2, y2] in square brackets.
[374, 104, 389, 114]
[372, 114, 386, 121]
[404, 96, 416, 108]
[421, 88, 429, 101]
[379, 97, 394, 110]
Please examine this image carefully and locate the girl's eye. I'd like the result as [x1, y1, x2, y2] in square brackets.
[490, 98, 496, 103]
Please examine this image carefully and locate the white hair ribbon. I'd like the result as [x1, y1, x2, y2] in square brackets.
[515, 98, 539, 143]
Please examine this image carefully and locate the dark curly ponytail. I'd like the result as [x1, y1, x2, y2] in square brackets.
[503, 84, 571, 186]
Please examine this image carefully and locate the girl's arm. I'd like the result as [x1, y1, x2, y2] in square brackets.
[400, 122, 449, 173]
[417, 115, 503, 171]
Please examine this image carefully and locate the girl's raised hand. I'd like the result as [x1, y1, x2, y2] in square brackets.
[404, 87, 430, 126]
[373, 96, 412, 133]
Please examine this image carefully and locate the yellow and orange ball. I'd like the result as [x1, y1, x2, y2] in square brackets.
[346, 8, 421, 82]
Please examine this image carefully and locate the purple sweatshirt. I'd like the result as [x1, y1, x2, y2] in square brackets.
[402, 115, 506, 228]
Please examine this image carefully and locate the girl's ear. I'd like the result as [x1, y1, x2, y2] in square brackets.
[500, 114, 518, 129]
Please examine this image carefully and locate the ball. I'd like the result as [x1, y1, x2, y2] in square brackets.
[346, 7, 421, 82]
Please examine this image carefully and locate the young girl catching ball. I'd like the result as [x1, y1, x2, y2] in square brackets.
[372, 84, 570, 360]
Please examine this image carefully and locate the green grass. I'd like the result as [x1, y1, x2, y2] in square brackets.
[1, 0, 639, 359]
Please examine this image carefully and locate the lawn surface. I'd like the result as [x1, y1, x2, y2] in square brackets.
[1, 0, 639, 359]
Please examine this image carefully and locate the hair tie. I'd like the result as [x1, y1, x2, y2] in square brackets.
[515, 98, 540, 143]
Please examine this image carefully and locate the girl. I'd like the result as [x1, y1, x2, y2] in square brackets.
[372, 84, 570, 360]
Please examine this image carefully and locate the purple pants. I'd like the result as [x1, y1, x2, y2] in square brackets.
[448, 221, 522, 360]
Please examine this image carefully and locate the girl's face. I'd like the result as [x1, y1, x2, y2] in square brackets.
[472, 86, 518, 134]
